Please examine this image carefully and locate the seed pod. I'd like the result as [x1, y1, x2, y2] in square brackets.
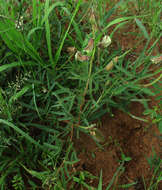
[151, 55, 162, 64]
[75, 51, 90, 62]
[105, 56, 118, 71]
[83, 38, 94, 54]
[67, 47, 76, 54]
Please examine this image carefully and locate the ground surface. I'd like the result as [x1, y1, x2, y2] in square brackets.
[74, 102, 161, 189]
[73, 18, 162, 189]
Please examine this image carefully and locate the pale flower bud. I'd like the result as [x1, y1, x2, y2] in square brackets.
[99, 35, 111, 48]
[151, 55, 162, 64]
[67, 47, 76, 54]
[75, 51, 90, 62]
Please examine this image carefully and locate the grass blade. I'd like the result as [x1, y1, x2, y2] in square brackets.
[53, 0, 82, 68]
[32, 0, 37, 26]
[0, 61, 35, 72]
[0, 119, 43, 149]
[106, 162, 124, 190]
[9, 85, 31, 105]
[41, 2, 65, 26]
[44, 0, 53, 67]
[135, 18, 149, 40]
[0, 19, 43, 63]
[102, 0, 124, 26]
[97, 170, 102, 190]
[27, 27, 43, 40]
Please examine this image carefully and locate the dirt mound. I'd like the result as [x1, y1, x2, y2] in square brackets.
[74, 102, 161, 189]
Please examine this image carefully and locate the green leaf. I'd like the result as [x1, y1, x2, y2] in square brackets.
[64, 160, 79, 165]
[104, 16, 136, 32]
[141, 88, 155, 96]
[158, 121, 162, 134]
[113, 85, 127, 95]
[118, 182, 137, 188]
[27, 27, 43, 40]
[143, 109, 154, 115]
[22, 165, 48, 180]
[135, 18, 149, 40]
[32, 0, 37, 26]
[106, 162, 124, 190]
[157, 176, 162, 183]
[73, 177, 80, 183]
[102, 0, 124, 25]
[44, 0, 53, 67]
[0, 119, 43, 149]
[0, 19, 43, 63]
[0, 61, 35, 72]
[53, 0, 82, 68]
[41, 2, 65, 25]
[9, 85, 31, 105]
[122, 153, 132, 162]
[124, 157, 132, 162]
[97, 170, 102, 190]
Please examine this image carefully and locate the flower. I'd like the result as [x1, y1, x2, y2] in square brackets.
[99, 35, 111, 48]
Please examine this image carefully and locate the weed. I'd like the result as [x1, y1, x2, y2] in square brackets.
[0, 0, 161, 189]
[12, 174, 24, 190]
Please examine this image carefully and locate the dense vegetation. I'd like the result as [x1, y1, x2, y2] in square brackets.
[0, 0, 161, 189]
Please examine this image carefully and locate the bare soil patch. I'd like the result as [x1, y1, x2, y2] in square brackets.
[74, 102, 161, 189]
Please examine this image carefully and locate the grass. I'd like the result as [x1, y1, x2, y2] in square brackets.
[0, 0, 161, 189]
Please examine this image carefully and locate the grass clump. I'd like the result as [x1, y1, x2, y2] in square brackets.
[0, 0, 161, 189]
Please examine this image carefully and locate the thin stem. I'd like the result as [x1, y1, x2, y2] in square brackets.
[77, 47, 96, 125]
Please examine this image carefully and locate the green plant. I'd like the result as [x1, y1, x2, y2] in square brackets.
[143, 80, 162, 133]
[144, 150, 162, 190]
[96, 153, 136, 190]
[143, 105, 162, 130]
[0, 0, 161, 189]
[12, 174, 24, 190]
[71, 171, 97, 190]
[135, 0, 162, 38]
[116, 0, 162, 38]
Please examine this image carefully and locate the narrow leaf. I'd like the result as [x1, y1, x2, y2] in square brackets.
[53, 0, 82, 68]
[0, 61, 35, 72]
[9, 85, 31, 104]
[0, 119, 43, 149]
[135, 18, 149, 40]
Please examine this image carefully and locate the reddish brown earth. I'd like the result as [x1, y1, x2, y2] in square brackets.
[74, 102, 161, 189]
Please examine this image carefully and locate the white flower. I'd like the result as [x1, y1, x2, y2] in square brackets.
[99, 35, 111, 48]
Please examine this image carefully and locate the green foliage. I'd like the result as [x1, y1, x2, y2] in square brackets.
[116, 0, 162, 38]
[146, 150, 162, 190]
[143, 81, 162, 133]
[12, 174, 24, 190]
[0, 0, 161, 189]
